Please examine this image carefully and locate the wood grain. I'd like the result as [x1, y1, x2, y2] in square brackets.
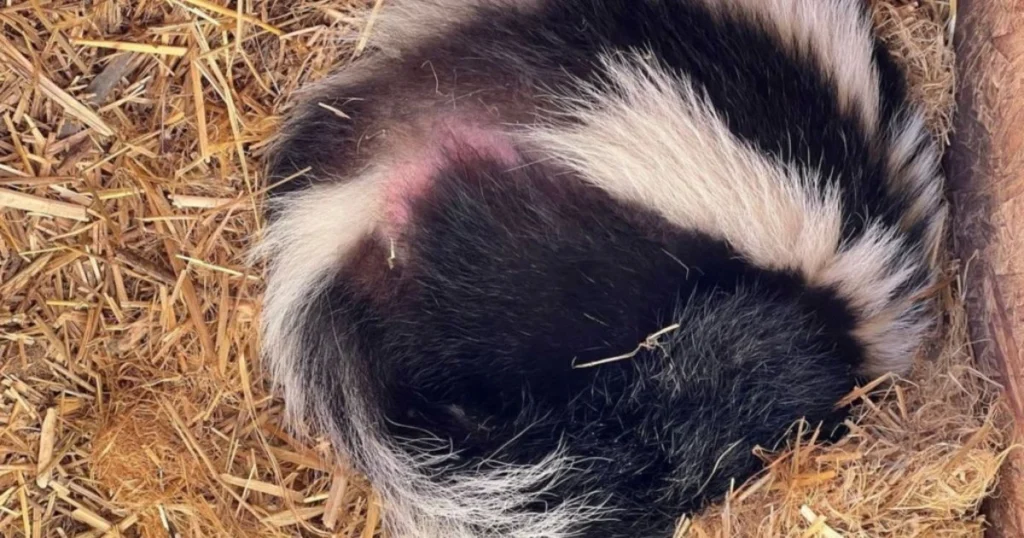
[947, 1, 1024, 536]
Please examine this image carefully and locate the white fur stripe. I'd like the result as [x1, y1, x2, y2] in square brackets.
[528, 53, 932, 376]
[822, 226, 930, 374]
[885, 112, 946, 239]
[703, 0, 882, 134]
[253, 172, 386, 426]
[528, 55, 845, 279]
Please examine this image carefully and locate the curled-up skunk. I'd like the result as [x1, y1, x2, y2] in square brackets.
[255, 0, 946, 536]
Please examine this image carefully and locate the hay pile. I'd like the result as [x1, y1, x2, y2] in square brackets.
[0, 1, 1010, 537]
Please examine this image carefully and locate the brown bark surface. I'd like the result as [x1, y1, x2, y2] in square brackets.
[947, 1, 1024, 536]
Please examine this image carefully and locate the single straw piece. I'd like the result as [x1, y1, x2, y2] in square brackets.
[72, 39, 188, 57]
[35, 408, 58, 488]
[0, 188, 89, 221]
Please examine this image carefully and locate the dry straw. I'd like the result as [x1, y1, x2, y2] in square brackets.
[0, 1, 1010, 537]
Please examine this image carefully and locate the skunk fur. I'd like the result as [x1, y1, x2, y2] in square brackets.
[255, 1, 945, 536]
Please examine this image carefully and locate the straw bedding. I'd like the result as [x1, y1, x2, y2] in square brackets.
[0, 0, 1012, 536]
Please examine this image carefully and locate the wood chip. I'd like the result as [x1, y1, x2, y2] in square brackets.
[218, 473, 303, 502]
[322, 465, 350, 530]
[261, 506, 325, 528]
[70, 508, 112, 532]
[799, 505, 844, 538]
[0, 188, 89, 221]
[169, 194, 234, 209]
[35, 408, 58, 488]
[361, 493, 381, 538]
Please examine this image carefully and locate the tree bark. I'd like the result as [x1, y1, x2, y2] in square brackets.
[946, 1, 1024, 536]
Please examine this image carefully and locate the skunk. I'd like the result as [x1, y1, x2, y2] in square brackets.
[255, 1, 945, 536]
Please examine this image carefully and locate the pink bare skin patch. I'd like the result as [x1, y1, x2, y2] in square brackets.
[380, 118, 521, 235]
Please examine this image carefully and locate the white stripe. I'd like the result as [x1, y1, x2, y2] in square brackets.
[252, 172, 385, 427]
[528, 53, 934, 376]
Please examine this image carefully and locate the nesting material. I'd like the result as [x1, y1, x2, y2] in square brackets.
[871, 0, 958, 142]
[686, 285, 1012, 537]
[0, 1, 1010, 537]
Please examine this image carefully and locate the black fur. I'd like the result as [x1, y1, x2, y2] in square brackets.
[304, 156, 861, 536]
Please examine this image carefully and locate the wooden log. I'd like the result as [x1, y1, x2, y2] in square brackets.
[946, 1, 1024, 536]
